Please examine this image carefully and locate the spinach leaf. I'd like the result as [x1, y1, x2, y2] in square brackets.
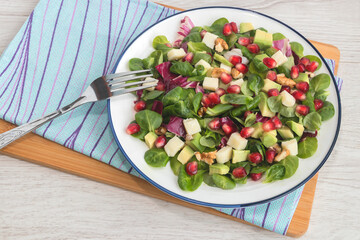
[248, 74, 264, 94]
[230, 105, 247, 117]
[250, 165, 269, 174]
[178, 166, 205, 191]
[210, 18, 229, 36]
[188, 75, 205, 82]
[317, 101, 335, 121]
[303, 112, 322, 131]
[206, 104, 234, 116]
[187, 41, 212, 53]
[246, 139, 266, 158]
[298, 137, 318, 159]
[163, 101, 193, 119]
[154, 44, 173, 55]
[143, 50, 163, 69]
[240, 81, 254, 96]
[170, 61, 194, 76]
[199, 136, 217, 148]
[230, 175, 247, 184]
[224, 94, 253, 105]
[144, 148, 169, 167]
[247, 95, 260, 110]
[135, 110, 162, 132]
[192, 52, 212, 65]
[142, 90, 164, 101]
[227, 33, 238, 48]
[131, 127, 148, 141]
[310, 73, 330, 92]
[162, 87, 186, 106]
[273, 32, 286, 41]
[235, 43, 255, 61]
[290, 42, 304, 58]
[280, 155, 299, 179]
[267, 96, 282, 112]
[264, 164, 285, 183]
[183, 32, 202, 43]
[277, 65, 291, 78]
[170, 154, 182, 176]
[244, 113, 257, 127]
[193, 92, 203, 113]
[302, 91, 316, 112]
[212, 174, 236, 190]
[152, 35, 169, 48]
[304, 55, 322, 70]
[203, 172, 217, 187]
[129, 58, 144, 71]
[190, 26, 203, 33]
[314, 90, 330, 101]
[230, 161, 249, 172]
[280, 105, 296, 117]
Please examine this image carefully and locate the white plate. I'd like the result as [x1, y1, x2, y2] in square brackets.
[108, 7, 341, 207]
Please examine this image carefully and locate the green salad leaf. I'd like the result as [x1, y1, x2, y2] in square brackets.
[303, 112, 322, 130]
[311, 73, 330, 92]
[298, 137, 318, 159]
[170, 61, 194, 76]
[224, 94, 253, 105]
[267, 96, 282, 113]
[170, 154, 182, 176]
[290, 42, 304, 58]
[144, 148, 169, 167]
[178, 166, 205, 191]
[317, 101, 335, 121]
[152, 35, 169, 48]
[304, 55, 322, 70]
[211, 174, 236, 190]
[135, 110, 162, 132]
[128, 58, 144, 71]
[248, 74, 264, 94]
[314, 90, 330, 101]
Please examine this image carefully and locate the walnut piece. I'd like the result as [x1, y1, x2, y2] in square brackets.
[194, 151, 217, 165]
[231, 68, 243, 79]
[215, 38, 228, 53]
[155, 126, 167, 135]
[276, 74, 296, 88]
[197, 107, 207, 117]
[211, 68, 227, 78]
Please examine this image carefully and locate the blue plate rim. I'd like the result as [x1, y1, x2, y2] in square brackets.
[107, 6, 342, 208]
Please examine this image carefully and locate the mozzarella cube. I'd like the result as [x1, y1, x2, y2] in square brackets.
[164, 136, 185, 157]
[230, 79, 244, 87]
[202, 32, 219, 49]
[220, 63, 232, 73]
[183, 118, 201, 136]
[216, 146, 233, 164]
[167, 48, 186, 61]
[280, 90, 296, 107]
[281, 139, 298, 156]
[227, 132, 248, 150]
[143, 77, 158, 91]
[203, 77, 219, 91]
[195, 59, 212, 73]
[271, 50, 288, 66]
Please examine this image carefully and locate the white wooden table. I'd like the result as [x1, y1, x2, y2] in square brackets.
[0, 0, 359, 239]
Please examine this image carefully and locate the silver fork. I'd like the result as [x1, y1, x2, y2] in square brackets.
[0, 69, 156, 149]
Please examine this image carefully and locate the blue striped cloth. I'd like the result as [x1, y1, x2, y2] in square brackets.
[0, 0, 342, 235]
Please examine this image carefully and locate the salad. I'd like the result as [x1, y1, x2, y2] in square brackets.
[125, 16, 335, 191]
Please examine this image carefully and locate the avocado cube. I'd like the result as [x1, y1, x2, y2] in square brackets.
[239, 22, 254, 33]
[277, 126, 295, 139]
[265, 47, 279, 57]
[282, 56, 295, 70]
[262, 79, 282, 92]
[144, 132, 158, 149]
[286, 121, 304, 137]
[177, 146, 194, 164]
[294, 73, 309, 83]
[214, 53, 233, 67]
[183, 118, 201, 136]
[261, 132, 278, 148]
[209, 163, 230, 175]
[254, 29, 273, 49]
[232, 150, 250, 163]
[259, 92, 276, 117]
[268, 130, 277, 137]
[251, 122, 264, 139]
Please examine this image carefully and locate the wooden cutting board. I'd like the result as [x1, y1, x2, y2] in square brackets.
[0, 4, 340, 237]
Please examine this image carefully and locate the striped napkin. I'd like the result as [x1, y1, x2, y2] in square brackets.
[0, 0, 342, 235]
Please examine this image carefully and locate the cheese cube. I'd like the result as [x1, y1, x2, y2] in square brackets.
[282, 139, 298, 156]
[230, 79, 244, 87]
[271, 50, 288, 66]
[202, 32, 219, 49]
[167, 48, 186, 61]
[216, 146, 233, 164]
[280, 90, 296, 107]
[227, 132, 248, 150]
[203, 77, 219, 91]
[164, 136, 185, 157]
[220, 63, 232, 73]
[183, 118, 201, 136]
[143, 77, 158, 91]
[195, 59, 212, 73]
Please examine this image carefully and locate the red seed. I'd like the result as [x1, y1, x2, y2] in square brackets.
[292, 90, 306, 101]
[215, 88, 226, 97]
[227, 85, 241, 94]
[306, 61, 319, 72]
[280, 85, 291, 93]
[126, 123, 140, 135]
[265, 148, 276, 164]
[262, 120, 276, 132]
[250, 172, 263, 181]
[155, 81, 165, 91]
[290, 65, 299, 79]
[299, 57, 310, 66]
[208, 118, 221, 130]
[298, 63, 306, 73]
[266, 70, 277, 81]
[296, 82, 309, 93]
[155, 135, 167, 148]
[247, 43, 260, 54]
[201, 94, 212, 107]
[232, 167, 247, 178]
[223, 23, 232, 36]
[183, 52, 194, 63]
[208, 92, 221, 105]
[244, 111, 252, 119]
[263, 57, 277, 69]
[200, 30, 207, 38]
[240, 127, 255, 138]
[296, 105, 310, 116]
[235, 63, 248, 74]
[238, 37, 250, 46]
[270, 116, 282, 129]
[268, 88, 280, 97]
[314, 99, 324, 111]
[220, 72, 233, 84]
[134, 100, 146, 112]
[222, 123, 237, 136]
[229, 55, 242, 65]
[230, 22, 238, 33]
[248, 152, 263, 164]
[186, 161, 198, 176]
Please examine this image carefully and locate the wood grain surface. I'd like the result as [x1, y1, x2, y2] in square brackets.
[0, 0, 359, 239]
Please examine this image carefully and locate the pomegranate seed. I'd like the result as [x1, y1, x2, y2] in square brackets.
[220, 72, 233, 84]
[265, 148, 276, 164]
[266, 71, 277, 81]
[235, 63, 248, 74]
[208, 118, 221, 130]
[296, 105, 310, 116]
[298, 63, 306, 73]
[262, 120, 276, 132]
[238, 37, 250, 46]
[230, 22, 238, 33]
[280, 85, 291, 93]
[306, 61, 319, 72]
[227, 85, 241, 94]
[215, 88, 226, 97]
[270, 116, 282, 129]
[290, 65, 299, 79]
[268, 88, 280, 97]
[299, 57, 310, 66]
[222, 123, 237, 136]
[240, 127, 255, 138]
[250, 172, 262, 181]
[201, 94, 212, 107]
[314, 99, 324, 111]
[183, 52, 194, 62]
[200, 30, 207, 38]
[232, 167, 247, 178]
[186, 161, 198, 176]
[155, 81, 165, 91]
[223, 23, 232, 36]
[247, 43, 260, 54]
[248, 152, 263, 164]
[229, 55, 242, 66]
[296, 82, 309, 93]
[244, 111, 252, 119]
[155, 135, 167, 148]
[292, 90, 306, 101]
[263, 57, 277, 69]
[300, 130, 318, 142]
[208, 92, 221, 105]
[165, 43, 172, 48]
[134, 100, 146, 112]
[126, 123, 140, 135]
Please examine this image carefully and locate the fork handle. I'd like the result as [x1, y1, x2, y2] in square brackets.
[0, 96, 87, 149]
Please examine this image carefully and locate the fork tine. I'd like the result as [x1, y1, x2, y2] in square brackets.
[111, 84, 158, 96]
[105, 69, 151, 80]
[109, 73, 153, 85]
[110, 79, 157, 90]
